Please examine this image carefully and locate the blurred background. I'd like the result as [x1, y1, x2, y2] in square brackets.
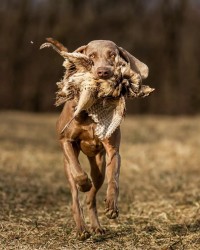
[0, 0, 200, 114]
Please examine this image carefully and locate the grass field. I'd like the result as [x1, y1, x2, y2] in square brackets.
[0, 112, 200, 250]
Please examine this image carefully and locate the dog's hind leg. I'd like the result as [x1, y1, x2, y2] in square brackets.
[64, 157, 91, 240]
[86, 151, 106, 235]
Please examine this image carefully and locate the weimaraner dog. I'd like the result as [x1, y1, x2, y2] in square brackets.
[55, 40, 148, 240]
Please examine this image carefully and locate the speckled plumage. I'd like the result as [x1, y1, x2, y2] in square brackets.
[40, 41, 154, 139]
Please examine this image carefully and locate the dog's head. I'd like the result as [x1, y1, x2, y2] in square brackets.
[74, 40, 148, 80]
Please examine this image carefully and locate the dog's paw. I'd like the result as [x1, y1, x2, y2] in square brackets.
[77, 230, 91, 241]
[75, 173, 92, 192]
[105, 208, 119, 219]
[91, 226, 106, 236]
[104, 199, 119, 219]
[77, 178, 92, 192]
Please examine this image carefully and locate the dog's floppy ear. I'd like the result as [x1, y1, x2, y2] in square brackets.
[74, 45, 87, 54]
[118, 47, 149, 79]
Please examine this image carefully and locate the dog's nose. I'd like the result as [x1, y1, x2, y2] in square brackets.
[97, 67, 112, 79]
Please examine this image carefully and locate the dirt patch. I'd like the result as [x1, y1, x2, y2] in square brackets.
[0, 112, 200, 249]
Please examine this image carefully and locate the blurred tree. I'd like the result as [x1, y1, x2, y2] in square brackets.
[0, 0, 200, 114]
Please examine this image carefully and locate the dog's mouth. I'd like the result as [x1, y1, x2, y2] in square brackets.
[97, 75, 113, 80]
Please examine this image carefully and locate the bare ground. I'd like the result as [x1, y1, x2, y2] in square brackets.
[0, 112, 200, 250]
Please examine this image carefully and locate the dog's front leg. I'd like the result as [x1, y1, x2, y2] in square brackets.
[102, 128, 121, 219]
[61, 139, 91, 240]
[61, 139, 92, 192]
[64, 157, 90, 240]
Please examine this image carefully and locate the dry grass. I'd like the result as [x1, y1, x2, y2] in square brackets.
[0, 111, 200, 250]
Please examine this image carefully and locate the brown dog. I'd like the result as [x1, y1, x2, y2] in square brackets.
[55, 40, 148, 240]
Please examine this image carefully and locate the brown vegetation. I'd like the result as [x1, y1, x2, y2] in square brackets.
[0, 112, 200, 249]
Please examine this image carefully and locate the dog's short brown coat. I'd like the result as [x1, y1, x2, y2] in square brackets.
[56, 40, 148, 240]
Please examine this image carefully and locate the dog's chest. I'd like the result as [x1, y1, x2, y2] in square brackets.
[79, 124, 104, 157]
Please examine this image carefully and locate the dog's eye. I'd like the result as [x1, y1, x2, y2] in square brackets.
[109, 52, 116, 59]
[89, 53, 96, 59]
